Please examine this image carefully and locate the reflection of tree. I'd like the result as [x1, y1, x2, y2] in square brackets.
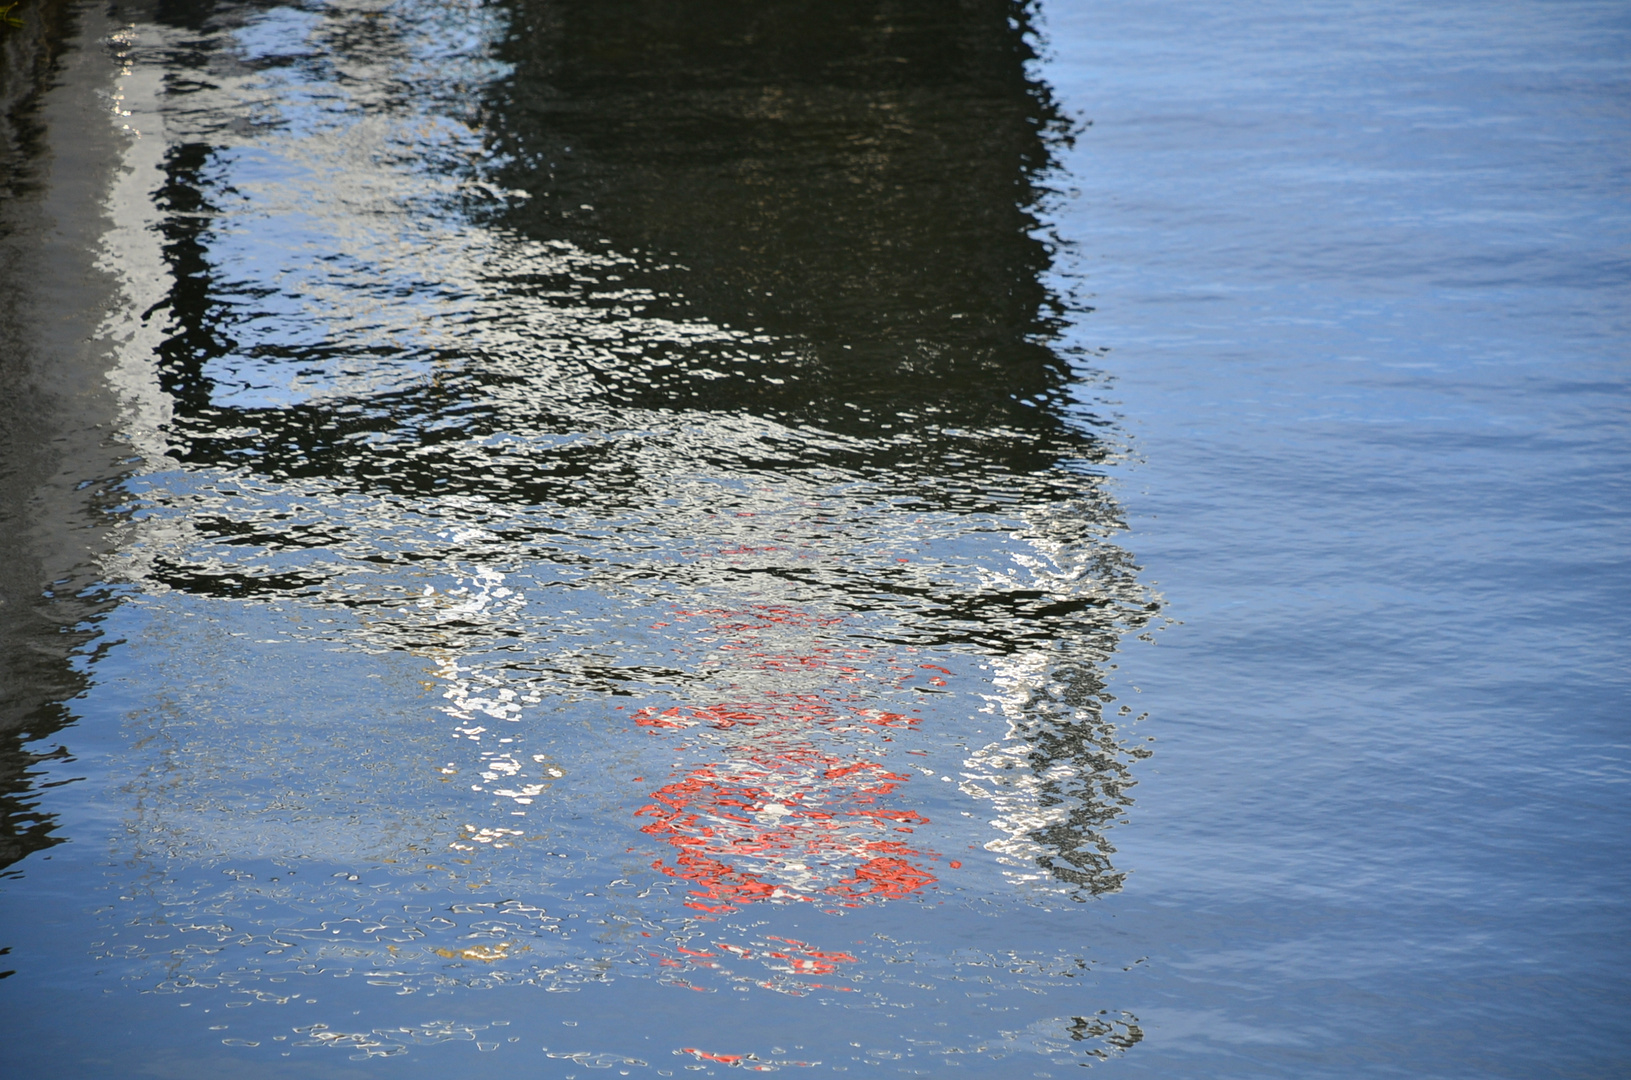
[963, 510, 1158, 896]
[1017, 654, 1153, 895]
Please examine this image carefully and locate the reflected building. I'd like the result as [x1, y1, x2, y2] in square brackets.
[0, 1, 1159, 1069]
[6, 0, 1157, 900]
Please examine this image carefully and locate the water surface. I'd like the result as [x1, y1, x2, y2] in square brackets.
[0, 0, 1625, 1077]
[2, 1, 1157, 1075]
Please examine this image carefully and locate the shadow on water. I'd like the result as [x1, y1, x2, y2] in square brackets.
[0, 0, 1157, 1070]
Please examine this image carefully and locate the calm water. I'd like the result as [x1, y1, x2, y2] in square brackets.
[0, 0, 1625, 1077]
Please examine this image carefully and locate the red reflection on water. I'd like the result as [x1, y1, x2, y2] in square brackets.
[632, 604, 939, 913]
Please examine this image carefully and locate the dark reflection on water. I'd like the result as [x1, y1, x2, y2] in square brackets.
[158, 0, 1108, 509]
[0, 0, 132, 875]
[0, 0, 1156, 1073]
[489, 0, 1076, 440]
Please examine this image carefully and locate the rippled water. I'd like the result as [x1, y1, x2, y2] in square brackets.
[0, 0, 1625, 1076]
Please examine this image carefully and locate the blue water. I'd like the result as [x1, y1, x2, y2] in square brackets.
[1041, 2, 1631, 1074]
[0, 0, 1625, 1077]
